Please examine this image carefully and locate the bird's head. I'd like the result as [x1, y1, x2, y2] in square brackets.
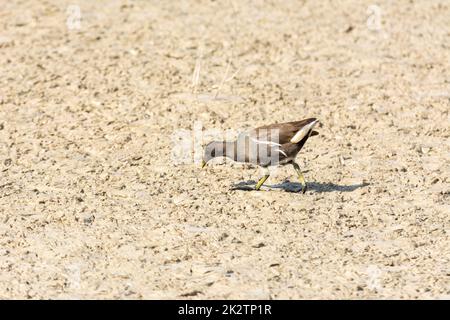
[201, 141, 223, 168]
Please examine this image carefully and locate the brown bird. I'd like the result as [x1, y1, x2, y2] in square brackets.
[201, 118, 319, 192]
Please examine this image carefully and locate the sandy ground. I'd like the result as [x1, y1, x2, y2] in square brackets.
[0, 0, 449, 299]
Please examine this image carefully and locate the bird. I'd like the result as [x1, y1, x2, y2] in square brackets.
[201, 118, 319, 192]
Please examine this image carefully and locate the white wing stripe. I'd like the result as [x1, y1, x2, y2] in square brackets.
[249, 137, 287, 157]
[250, 137, 282, 146]
[275, 149, 287, 157]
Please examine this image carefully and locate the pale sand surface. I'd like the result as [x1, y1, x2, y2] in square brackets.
[0, 0, 449, 299]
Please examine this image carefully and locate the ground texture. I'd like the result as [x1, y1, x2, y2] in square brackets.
[0, 0, 449, 299]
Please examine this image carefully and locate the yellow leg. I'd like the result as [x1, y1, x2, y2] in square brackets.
[255, 174, 269, 191]
[292, 162, 307, 193]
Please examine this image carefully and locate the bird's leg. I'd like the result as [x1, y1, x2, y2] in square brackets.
[292, 162, 307, 193]
[255, 167, 270, 191]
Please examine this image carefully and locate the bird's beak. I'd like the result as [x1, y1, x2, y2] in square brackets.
[201, 160, 206, 168]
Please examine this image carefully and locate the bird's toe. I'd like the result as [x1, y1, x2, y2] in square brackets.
[301, 184, 307, 194]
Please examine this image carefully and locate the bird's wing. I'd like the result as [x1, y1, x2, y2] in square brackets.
[237, 130, 287, 163]
[254, 118, 318, 145]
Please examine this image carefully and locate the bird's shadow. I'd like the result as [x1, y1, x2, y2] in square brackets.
[231, 180, 370, 193]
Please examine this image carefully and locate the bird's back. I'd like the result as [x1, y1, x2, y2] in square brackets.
[253, 118, 318, 145]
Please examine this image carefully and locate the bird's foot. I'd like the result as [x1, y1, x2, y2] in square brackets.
[255, 174, 270, 191]
[299, 182, 307, 194]
[292, 162, 307, 194]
